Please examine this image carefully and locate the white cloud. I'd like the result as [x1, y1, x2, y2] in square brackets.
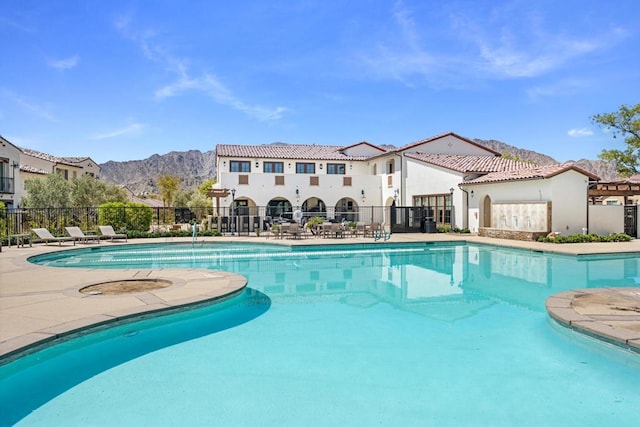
[90, 123, 145, 140]
[359, 2, 629, 87]
[1, 89, 57, 122]
[568, 128, 594, 137]
[155, 72, 286, 122]
[116, 16, 285, 122]
[47, 55, 79, 71]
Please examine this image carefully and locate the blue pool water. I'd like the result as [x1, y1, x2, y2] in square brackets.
[3, 242, 640, 426]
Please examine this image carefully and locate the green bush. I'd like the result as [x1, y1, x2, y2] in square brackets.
[537, 233, 632, 243]
[453, 227, 471, 233]
[98, 202, 153, 232]
[437, 225, 451, 233]
[125, 202, 153, 232]
[98, 202, 126, 230]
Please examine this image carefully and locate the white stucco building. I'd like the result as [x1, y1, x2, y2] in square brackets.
[213, 132, 600, 239]
[0, 136, 101, 208]
[0, 136, 22, 208]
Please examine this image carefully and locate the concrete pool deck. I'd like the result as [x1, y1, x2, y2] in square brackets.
[2, 233, 640, 362]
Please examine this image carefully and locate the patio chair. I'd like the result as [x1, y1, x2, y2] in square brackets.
[366, 222, 381, 238]
[65, 226, 100, 244]
[31, 228, 75, 246]
[286, 222, 302, 239]
[98, 225, 128, 242]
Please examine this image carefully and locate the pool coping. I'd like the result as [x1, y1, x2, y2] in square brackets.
[546, 288, 640, 353]
[2, 233, 640, 364]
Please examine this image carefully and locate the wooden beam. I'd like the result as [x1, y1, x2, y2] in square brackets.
[588, 190, 640, 197]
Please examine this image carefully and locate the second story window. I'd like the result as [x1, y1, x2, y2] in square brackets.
[263, 161, 284, 173]
[296, 162, 315, 174]
[230, 160, 251, 172]
[326, 163, 345, 175]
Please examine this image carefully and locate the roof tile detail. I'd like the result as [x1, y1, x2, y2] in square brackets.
[21, 148, 77, 166]
[216, 144, 379, 161]
[405, 153, 531, 173]
[464, 162, 600, 184]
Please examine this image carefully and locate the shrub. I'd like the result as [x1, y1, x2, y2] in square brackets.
[537, 233, 632, 243]
[125, 202, 153, 232]
[453, 227, 471, 233]
[98, 202, 126, 231]
[98, 202, 153, 232]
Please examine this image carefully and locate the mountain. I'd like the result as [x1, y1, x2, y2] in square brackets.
[99, 139, 619, 195]
[100, 150, 217, 195]
[472, 139, 619, 180]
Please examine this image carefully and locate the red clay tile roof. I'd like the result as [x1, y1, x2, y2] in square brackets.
[216, 144, 375, 161]
[405, 153, 531, 173]
[21, 148, 78, 167]
[19, 165, 48, 175]
[463, 162, 600, 184]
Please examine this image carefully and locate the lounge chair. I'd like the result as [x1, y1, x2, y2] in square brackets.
[65, 227, 100, 244]
[32, 228, 74, 246]
[99, 225, 128, 242]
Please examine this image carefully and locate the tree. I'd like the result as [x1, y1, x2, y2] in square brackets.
[172, 189, 194, 207]
[157, 174, 180, 207]
[593, 103, 640, 177]
[197, 179, 216, 196]
[69, 174, 128, 206]
[23, 173, 128, 208]
[22, 173, 70, 208]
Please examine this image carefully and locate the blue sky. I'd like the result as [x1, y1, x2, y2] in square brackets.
[1, 1, 639, 164]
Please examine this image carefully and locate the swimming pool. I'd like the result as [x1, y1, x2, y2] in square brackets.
[2, 242, 640, 426]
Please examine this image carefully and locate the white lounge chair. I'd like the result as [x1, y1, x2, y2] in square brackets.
[98, 225, 127, 242]
[65, 227, 100, 244]
[32, 228, 74, 246]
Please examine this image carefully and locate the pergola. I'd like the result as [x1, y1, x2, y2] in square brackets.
[588, 179, 640, 204]
[206, 188, 230, 215]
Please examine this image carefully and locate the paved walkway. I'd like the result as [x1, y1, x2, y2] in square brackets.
[2, 233, 640, 363]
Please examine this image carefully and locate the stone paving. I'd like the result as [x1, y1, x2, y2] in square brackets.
[2, 233, 640, 363]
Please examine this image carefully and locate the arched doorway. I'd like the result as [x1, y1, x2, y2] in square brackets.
[230, 197, 257, 234]
[482, 195, 492, 228]
[266, 198, 293, 220]
[335, 198, 358, 222]
[302, 197, 326, 220]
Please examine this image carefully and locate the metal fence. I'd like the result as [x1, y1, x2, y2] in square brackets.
[0, 205, 449, 238]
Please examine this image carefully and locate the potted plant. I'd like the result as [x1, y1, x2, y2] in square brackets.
[305, 216, 324, 235]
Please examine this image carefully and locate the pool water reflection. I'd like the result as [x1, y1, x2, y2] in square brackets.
[3, 242, 640, 426]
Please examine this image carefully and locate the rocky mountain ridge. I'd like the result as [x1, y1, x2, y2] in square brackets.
[99, 139, 618, 195]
